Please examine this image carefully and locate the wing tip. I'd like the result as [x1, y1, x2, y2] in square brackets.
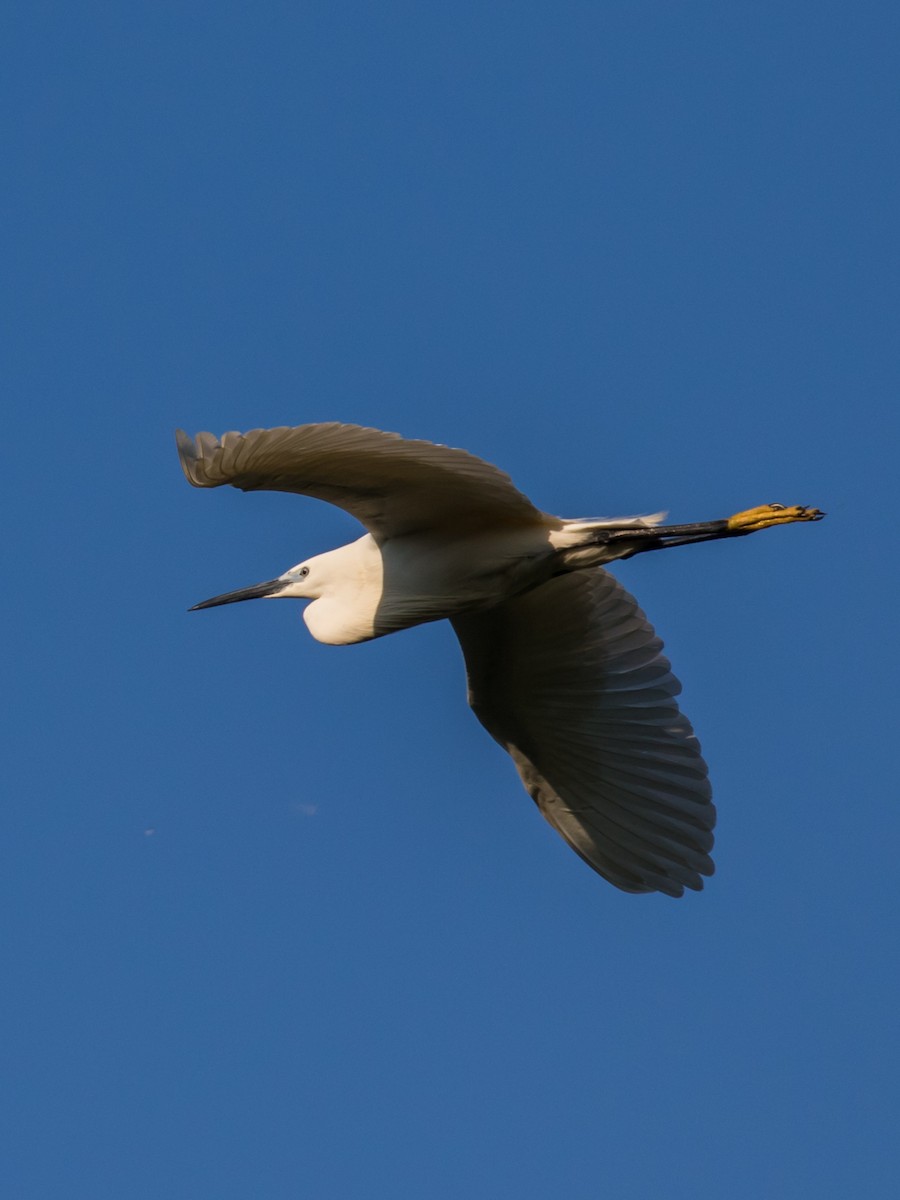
[175, 428, 221, 487]
[601, 856, 713, 898]
[175, 428, 199, 481]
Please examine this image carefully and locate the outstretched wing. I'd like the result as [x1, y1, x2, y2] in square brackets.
[451, 570, 715, 896]
[176, 423, 550, 539]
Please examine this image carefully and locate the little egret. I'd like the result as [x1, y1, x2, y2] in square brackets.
[177, 422, 823, 897]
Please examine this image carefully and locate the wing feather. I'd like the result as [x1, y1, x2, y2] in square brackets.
[451, 569, 715, 896]
[176, 423, 549, 538]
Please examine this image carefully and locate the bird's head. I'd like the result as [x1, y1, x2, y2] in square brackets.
[189, 559, 320, 611]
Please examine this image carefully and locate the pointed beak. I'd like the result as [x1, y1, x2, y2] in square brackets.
[189, 578, 286, 611]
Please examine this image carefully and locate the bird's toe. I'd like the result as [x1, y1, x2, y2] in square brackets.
[727, 503, 825, 533]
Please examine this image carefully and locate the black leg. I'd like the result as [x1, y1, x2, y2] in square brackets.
[599, 503, 825, 558]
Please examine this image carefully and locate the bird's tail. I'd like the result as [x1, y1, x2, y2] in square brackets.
[549, 512, 667, 549]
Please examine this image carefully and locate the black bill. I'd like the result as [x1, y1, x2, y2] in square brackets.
[189, 578, 285, 611]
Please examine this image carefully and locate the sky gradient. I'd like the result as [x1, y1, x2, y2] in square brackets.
[3, 3, 898, 1196]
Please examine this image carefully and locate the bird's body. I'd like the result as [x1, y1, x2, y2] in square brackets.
[307, 525, 556, 643]
[177, 421, 823, 897]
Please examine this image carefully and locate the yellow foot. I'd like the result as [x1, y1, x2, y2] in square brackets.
[727, 503, 826, 533]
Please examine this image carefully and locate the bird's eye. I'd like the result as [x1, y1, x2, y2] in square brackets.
[298, 566, 310, 578]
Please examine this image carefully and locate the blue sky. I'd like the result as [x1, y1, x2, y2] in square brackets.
[3, 2, 898, 1196]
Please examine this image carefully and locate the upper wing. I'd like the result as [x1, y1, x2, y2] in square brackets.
[451, 570, 715, 896]
[176, 423, 550, 539]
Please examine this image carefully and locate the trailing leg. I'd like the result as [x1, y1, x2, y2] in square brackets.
[605, 502, 825, 557]
[551, 503, 824, 571]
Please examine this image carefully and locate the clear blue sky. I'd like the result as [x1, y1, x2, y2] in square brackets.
[3, 3, 898, 1196]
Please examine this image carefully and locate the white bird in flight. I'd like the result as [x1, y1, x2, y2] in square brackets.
[177, 422, 823, 897]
